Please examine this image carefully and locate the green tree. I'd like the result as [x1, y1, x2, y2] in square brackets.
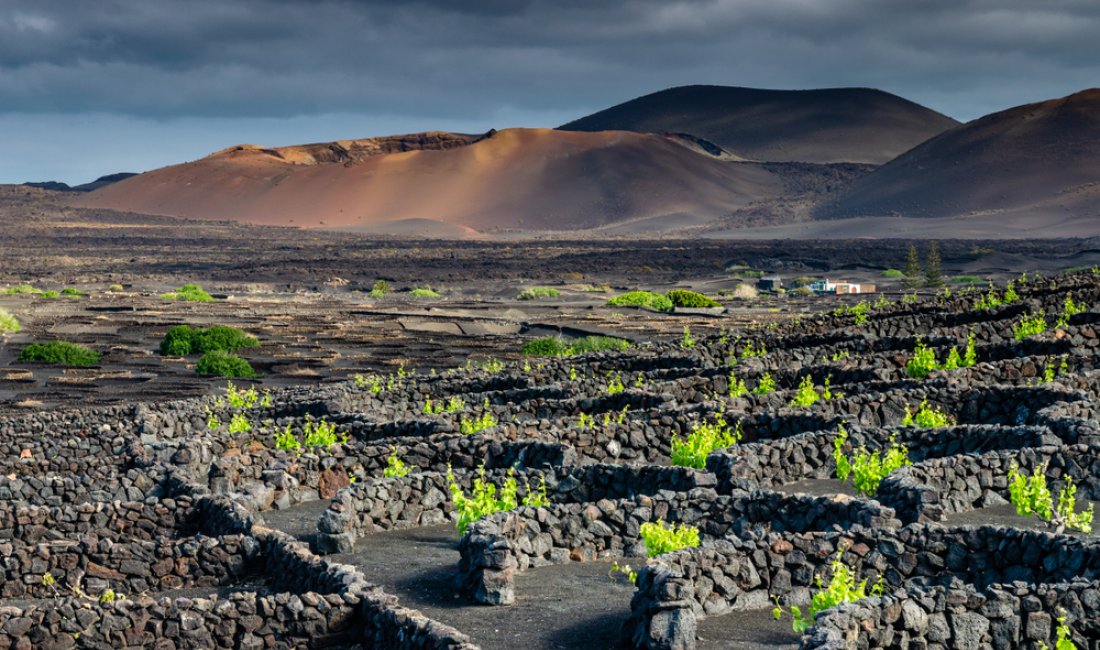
[924, 241, 944, 288]
[903, 244, 922, 289]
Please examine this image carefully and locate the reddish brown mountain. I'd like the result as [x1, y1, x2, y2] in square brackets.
[819, 89, 1100, 220]
[559, 85, 958, 164]
[78, 128, 783, 234]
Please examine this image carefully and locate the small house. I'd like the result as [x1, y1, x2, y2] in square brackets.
[757, 276, 783, 292]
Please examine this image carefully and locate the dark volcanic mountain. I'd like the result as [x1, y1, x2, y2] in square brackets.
[819, 89, 1100, 220]
[559, 85, 959, 164]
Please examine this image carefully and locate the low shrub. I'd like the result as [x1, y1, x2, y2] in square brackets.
[640, 520, 700, 557]
[0, 308, 20, 333]
[517, 287, 559, 300]
[0, 285, 40, 295]
[671, 416, 741, 469]
[61, 288, 84, 297]
[368, 279, 390, 299]
[881, 269, 905, 278]
[606, 291, 673, 312]
[161, 283, 215, 302]
[665, 289, 720, 308]
[19, 341, 100, 366]
[409, 287, 441, 298]
[40, 290, 59, 299]
[447, 465, 547, 534]
[521, 335, 630, 356]
[159, 325, 259, 356]
[195, 350, 256, 378]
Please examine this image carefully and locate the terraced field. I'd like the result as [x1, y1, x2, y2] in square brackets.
[0, 270, 1097, 648]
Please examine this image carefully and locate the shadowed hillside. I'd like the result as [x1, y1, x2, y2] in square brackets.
[78, 128, 784, 234]
[559, 85, 958, 164]
[819, 88, 1100, 221]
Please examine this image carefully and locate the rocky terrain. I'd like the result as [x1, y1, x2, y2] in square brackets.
[0, 265, 1097, 648]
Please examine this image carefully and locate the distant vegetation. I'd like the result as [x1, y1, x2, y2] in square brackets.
[606, 291, 673, 312]
[0, 285, 41, 295]
[881, 269, 904, 278]
[0, 308, 20, 333]
[19, 341, 100, 366]
[368, 279, 390, 299]
[517, 287, 559, 300]
[161, 283, 215, 302]
[160, 325, 260, 356]
[409, 287, 441, 298]
[522, 335, 630, 357]
[665, 289, 720, 308]
[196, 350, 257, 378]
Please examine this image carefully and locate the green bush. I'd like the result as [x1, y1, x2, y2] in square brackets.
[517, 287, 559, 300]
[521, 335, 630, 357]
[40, 290, 59, 299]
[606, 291, 673, 312]
[61, 288, 84, 297]
[671, 416, 741, 469]
[568, 335, 630, 355]
[409, 287, 441, 298]
[369, 279, 390, 299]
[195, 350, 256, 378]
[159, 325, 259, 356]
[19, 341, 100, 366]
[665, 289, 720, 309]
[161, 283, 215, 302]
[0, 308, 20, 333]
[881, 269, 905, 278]
[0, 285, 41, 295]
[521, 336, 571, 356]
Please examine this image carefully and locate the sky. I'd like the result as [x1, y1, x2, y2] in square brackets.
[3, 0, 1099, 184]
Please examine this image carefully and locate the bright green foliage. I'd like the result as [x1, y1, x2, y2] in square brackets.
[728, 374, 748, 398]
[833, 424, 852, 481]
[1057, 296, 1087, 328]
[780, 551, 881, 634]
[568, 335, 630, 355]
[460, 411, 498, 435]
[789, 375, 820, 408]
[831, 350, 851, 361]
[680, 326, 696, 349]
[61, 288, 84, 297]
[963, 330, 977, 367]
[901, 401, 954, 428]
[1038, 614, 1080, 650]
[0, 285, 41, 295]
[383, 448, 410, 478]
[1014, 313, 1048, 340]
[942, 347, 962, 370]
[303, 420, 342, 447]
[605, 372, 625, 395]
[740, 341, 766, 358]
[755, 373, 776, 395]
[609, 561, 637, 585]
[40, 290, 59, 299]
[19, 341, 100, 366]
[665, 289, 720, 308]
[517, 287, 559, 300]
[881, 269, 904, 278]
[224, 381, 259, 409]
[0, 308, 20, 333]
[354, 373, 383, 393]
[205, 410, 220, 430]
[906, 340, 938, 379]
[228, 413, 252, 435]
[159, 325, 259, 356]
[577, 412, 594, 429]
[161, 283, 215, 302]
[606, 291, 674, 312]
[671, 415, 742, 469]
[1003, 281, 1019, 303]
[522, 335, 629, 356]
[275, 425, 301, 452]
[847, 438, 911, 496]
[196, 351, 256, 378]
[466, 357, 504, 373]
[409, 287, 441, 298]
[640, 520, 701, 557]
[447, 466, 548, 535]
[1008, 463, 1093, 533]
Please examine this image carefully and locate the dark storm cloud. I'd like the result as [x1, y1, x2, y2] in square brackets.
[3, 0, 1100, 182]
[3, 0, 1099, 121]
